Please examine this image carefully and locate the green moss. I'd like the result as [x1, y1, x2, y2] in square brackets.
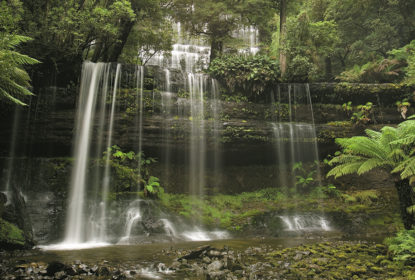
[354, 190, 379, 204]
[0, 218, 25, 247]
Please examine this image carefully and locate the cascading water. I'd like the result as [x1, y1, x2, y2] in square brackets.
[279, 215, 331, 232]
[1, 106, 20, 204]
[64, 63, 107, 245]
[52, 62, 129, 248]
[188, 73, 207, 196]
[99, 64, 121, 241]
[271, 84, 330, 232]
[271, 84, 322, 188]
[136, 66, 144, 184]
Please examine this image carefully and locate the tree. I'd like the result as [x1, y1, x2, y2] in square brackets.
[327, 119, 415, 229]
[18, 0, 172, 87]
[172, 0, 276, 62]
[326, 0, 415, 73]
[279, 0, 287, 76]
[0, 0, 39, 105]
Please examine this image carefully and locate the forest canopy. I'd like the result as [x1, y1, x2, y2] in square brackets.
[0, 0, 415, 103]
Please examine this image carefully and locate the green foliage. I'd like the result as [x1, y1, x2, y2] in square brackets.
[282, 8, 338, 81]
[350, 102, 373, 126]
[172, 0, 276, 60]
[385, 230, 415, 265]
[337, 59, 404, 83]
[388, 40, 415, 86]
[293, 162, 316, 189]
[0, 2, 39, 105]
[338, 40, 415, 84]
[285, 54, 316, 82]
[208, 55, 280, 98]
[327, 119, 415, 179]
[292, 162, 317, 190]
[327, 118, 415, 228]
[342, 101, 353, 116]
[144, 176, 164, 198]
[101, 145, 158, 195]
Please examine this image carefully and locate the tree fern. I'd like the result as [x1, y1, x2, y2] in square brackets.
[328, 119, 415, 229]
[328, 119, 415, 180]
[0, 34, 40, 105]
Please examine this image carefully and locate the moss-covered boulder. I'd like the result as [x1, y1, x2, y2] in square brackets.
[0, 218, 26, 249]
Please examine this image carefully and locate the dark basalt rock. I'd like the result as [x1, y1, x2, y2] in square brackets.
[46, 261, 69, 276]
[2, 186, 34, 249]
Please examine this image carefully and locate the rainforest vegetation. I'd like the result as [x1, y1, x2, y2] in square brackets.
[1, 0, 415, 279]
[0, 0, 414, 104]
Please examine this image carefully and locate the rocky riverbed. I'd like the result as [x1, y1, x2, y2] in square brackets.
[0, 239, 413, 279]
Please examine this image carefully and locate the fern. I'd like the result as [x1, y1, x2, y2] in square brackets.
[385, 230, 415, 265]
[328, 119, 415, 180]
[0, 33, 40, 105]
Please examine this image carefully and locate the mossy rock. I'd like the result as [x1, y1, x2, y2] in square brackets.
[0, 218, 26, 249]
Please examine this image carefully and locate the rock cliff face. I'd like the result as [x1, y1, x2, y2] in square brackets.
[0, 65, 412, 245]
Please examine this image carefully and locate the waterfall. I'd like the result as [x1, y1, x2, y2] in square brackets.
[99, 64, 121, 241]
[279, 215, 331, 232]
[271, 84, 321, 189]
[2, 106, 20, 204]
[123, 204, 143, 240]
[271, 84, 330, 233]
[64, 63, 106, 244]
[61, 62, 126, 247]
[188, 73, 207, 196]
[147, 22, 259, 71]
[136, 66, 144, 189]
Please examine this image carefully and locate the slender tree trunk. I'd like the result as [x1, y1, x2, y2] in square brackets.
[325, 57, 332, 81]
[210, 38, 223, 62]
[279, 0, 287, 76]
[108, 21, 134, 62]
[395, 179, 415, 230]
[91, 41, 103, 62]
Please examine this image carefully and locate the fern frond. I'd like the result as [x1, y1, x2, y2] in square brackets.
[399, 157, 415, 179]
[328, 154, 364, 166]
[9, 51, 40, 65]
[327, 162, 364, 178]
[365, 129, 382, 139]
[0, 88, 26, 106]
[5, 35, 33, 47]
[11, 67, 31, 87]
[388, 148, 408, 162]
[357, 158, 390, 175]
[0, 76, 33, 97]
[347, 137, 389, 160]
[391, 135, 415, 146]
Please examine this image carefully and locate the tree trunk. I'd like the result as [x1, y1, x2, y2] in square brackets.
[108, 20, 134, 62]
[395, 179, 415, 230]
[279, 0, 287, 76]
[325, 56, 332, 81]
[210, 38, 223, 62]
[91, 41, 103, 62]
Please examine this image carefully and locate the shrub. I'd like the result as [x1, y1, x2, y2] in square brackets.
[208, 54, 280, 99]
[284, 55, 316, 82]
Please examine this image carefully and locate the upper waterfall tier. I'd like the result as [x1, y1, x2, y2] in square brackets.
[146, 22, 260, 72]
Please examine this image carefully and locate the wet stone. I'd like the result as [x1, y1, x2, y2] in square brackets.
[208, 260, 224, 272]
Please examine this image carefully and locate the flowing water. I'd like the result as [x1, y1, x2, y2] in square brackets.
[1, 106, 20, 204]
[7, 22, 334, 250]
